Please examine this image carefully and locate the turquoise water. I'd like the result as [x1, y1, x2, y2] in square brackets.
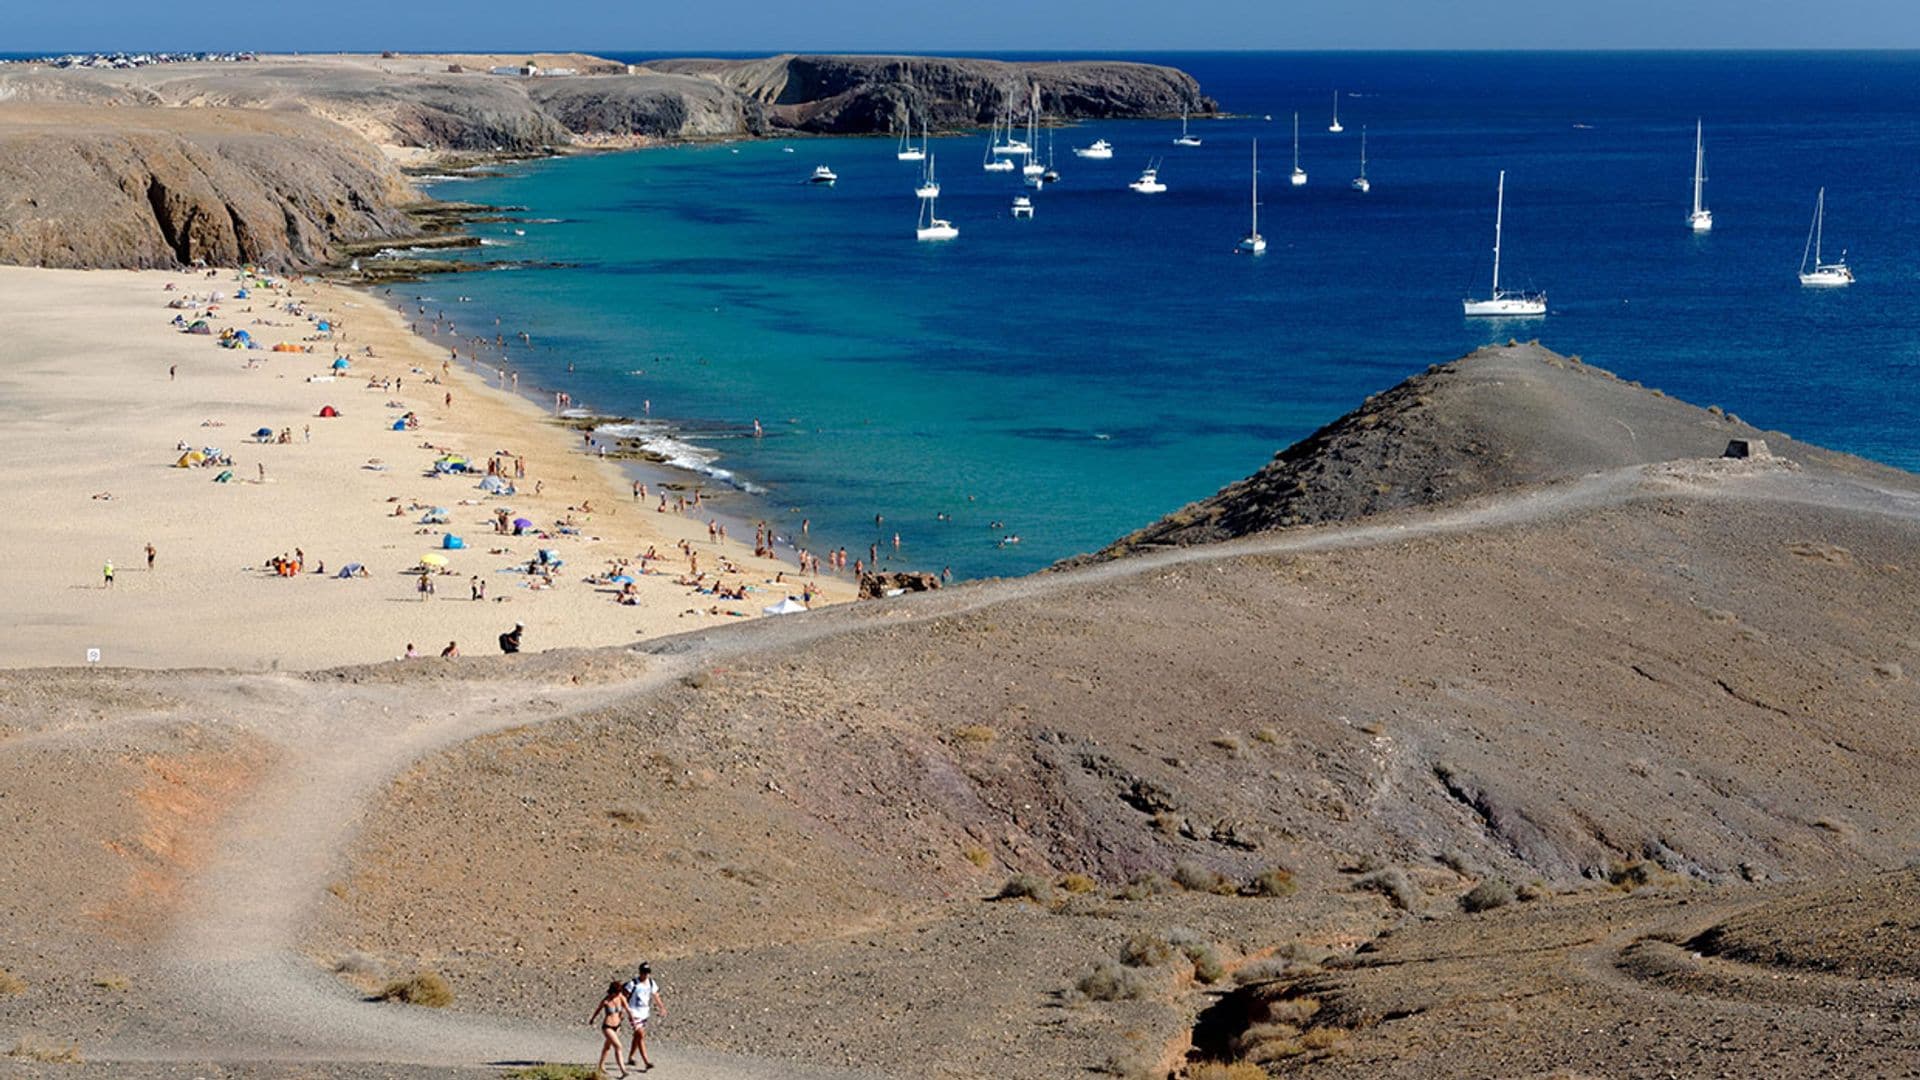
[413, 52, 1920, 578]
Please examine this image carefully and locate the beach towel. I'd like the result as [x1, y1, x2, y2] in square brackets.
[212, 470, 233, 483]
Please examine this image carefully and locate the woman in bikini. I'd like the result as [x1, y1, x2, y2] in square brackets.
[588, 980, 630, 1077]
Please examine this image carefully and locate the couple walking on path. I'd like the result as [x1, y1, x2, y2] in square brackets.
[590, 962, 666, 1076]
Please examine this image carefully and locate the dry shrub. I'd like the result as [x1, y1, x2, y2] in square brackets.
[91, 974, 129, 992]
[0, 970, 25, 996]
[1121, 933, 1175, 968]
[961, 844, 992, 868]
[1246, 867, 1297, 897]
[1252, 727, 1280, 744]
[376, 971, 453, 1007]
[995, 873, 1054, 903]
[1211, 735, 1244, 757]
[1300, 1026, 1348, 1051]
[1461, 878, 1515, 913]
[1190, 1064, 1268, 1080]
[1354, 867, 1419, 910]
[8, 1036, 82, 1063]
[1117, 873, 1173, 901]
[1185, 941, 1227, 984]
[1517, 880, 1551, 902]
[952, 724, 997, 745]
[1173, 861, 1236, 895]
[1077, 962, 1150, 1001]
[1235, 1020, 1302, 1056]
[1059, 873, 1098, 894]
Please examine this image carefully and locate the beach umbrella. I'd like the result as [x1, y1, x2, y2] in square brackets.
[337, 562, 363, 578]
[763, 597, 809, 616]
[419, 553, 449, 567]
[610, 575, 634, 584]
[512, 517, 534, 530]
[332, 357, 350, 370]
[254, 427, 274, 438]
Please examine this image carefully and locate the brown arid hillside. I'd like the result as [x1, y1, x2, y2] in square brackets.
[0, 104, 421, 269]
[2, 345, 1917, 1078]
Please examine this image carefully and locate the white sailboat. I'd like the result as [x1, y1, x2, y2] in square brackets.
[990, 90, 1030, 157]
[1290, 112, 1307, 186]
[1022, 88, 1046, 178]
[916, 184, 958, 242]
[1687, 118, 1712, 233]
[1074, 138, 1114, 160]
[895, 111, 925, 162]
[808, 165, 837, 185]
[1174, 105, 1202, 147]
[982, 114, 1015, 172]
[1328, 90, 1344, 133]
[1042, 131, 1060, 184]
[1238, 141, 1266, 254]
[1351, 127, 1371, 192]
[915, 151, 940, 199]
[1129, 160, 1166, 194]
[1797, 187, 1853, 286]
[1462, 171, 1546, 316]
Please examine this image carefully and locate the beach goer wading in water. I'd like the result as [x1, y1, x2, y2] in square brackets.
[588, 980, 630, 1078]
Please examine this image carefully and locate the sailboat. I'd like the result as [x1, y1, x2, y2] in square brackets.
[1238, 141, 1266, 254]
[982, 113, 1015, 173]
[1042, 131, 1060, 184]
[895, 111, 925, 162]
[1129, 160, 1166, 194]
[915, 151, 940, 200]
[916, 182, 958, 242]
[1351, 127, 1370, 192]
[990, 90, 1030, 157]
[1328, 91, 1344, 133]
[1174, 105, 1202, 147]
[1022, 87, 1046, 178]
[1687, 119, 1712, 233]
[1797, 187, 1853, 286]
[1462, 171, 1546, 316]
[1290, 113, 1307, 186]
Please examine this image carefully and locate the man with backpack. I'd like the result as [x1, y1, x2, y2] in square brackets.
[622, 962, 666, 1070]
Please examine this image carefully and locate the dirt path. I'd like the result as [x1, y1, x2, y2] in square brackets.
[91, 458, 1920, 1071]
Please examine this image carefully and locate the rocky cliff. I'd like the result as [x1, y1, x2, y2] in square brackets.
[646, 53, 1213, 133]
[0, 105, 420, 270]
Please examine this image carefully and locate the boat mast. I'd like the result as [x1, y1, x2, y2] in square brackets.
[1692, 119, 1705, 216]
[1251, 140, 1259, 236]
[1491, 171, 1506, 298]
[1814, 188, 1825, 264]
[1360, 128, 1367, 177]
[1292, 112, 1300, 170]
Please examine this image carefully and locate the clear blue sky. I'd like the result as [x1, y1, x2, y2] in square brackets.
[10, 0, 1919, 53]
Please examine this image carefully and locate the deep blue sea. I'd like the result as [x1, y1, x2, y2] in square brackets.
[408, 52, 1920, 578]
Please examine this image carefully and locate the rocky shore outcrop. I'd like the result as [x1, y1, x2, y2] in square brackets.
[0, 105, 420, 270]
[645, 54, 1214, 132]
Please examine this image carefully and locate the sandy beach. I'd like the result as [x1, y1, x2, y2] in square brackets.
[0, 265, 850, 670]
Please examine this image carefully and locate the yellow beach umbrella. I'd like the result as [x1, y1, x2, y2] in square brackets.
[419, 553, 449, 567]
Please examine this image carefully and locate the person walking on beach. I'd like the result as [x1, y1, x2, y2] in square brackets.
[588, 981, 630, 1078]
[622, 963, 666, 1070]
[145, 542, 156, 571]
[168, 364, 176, 381]
[102, 560, 114, 588]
